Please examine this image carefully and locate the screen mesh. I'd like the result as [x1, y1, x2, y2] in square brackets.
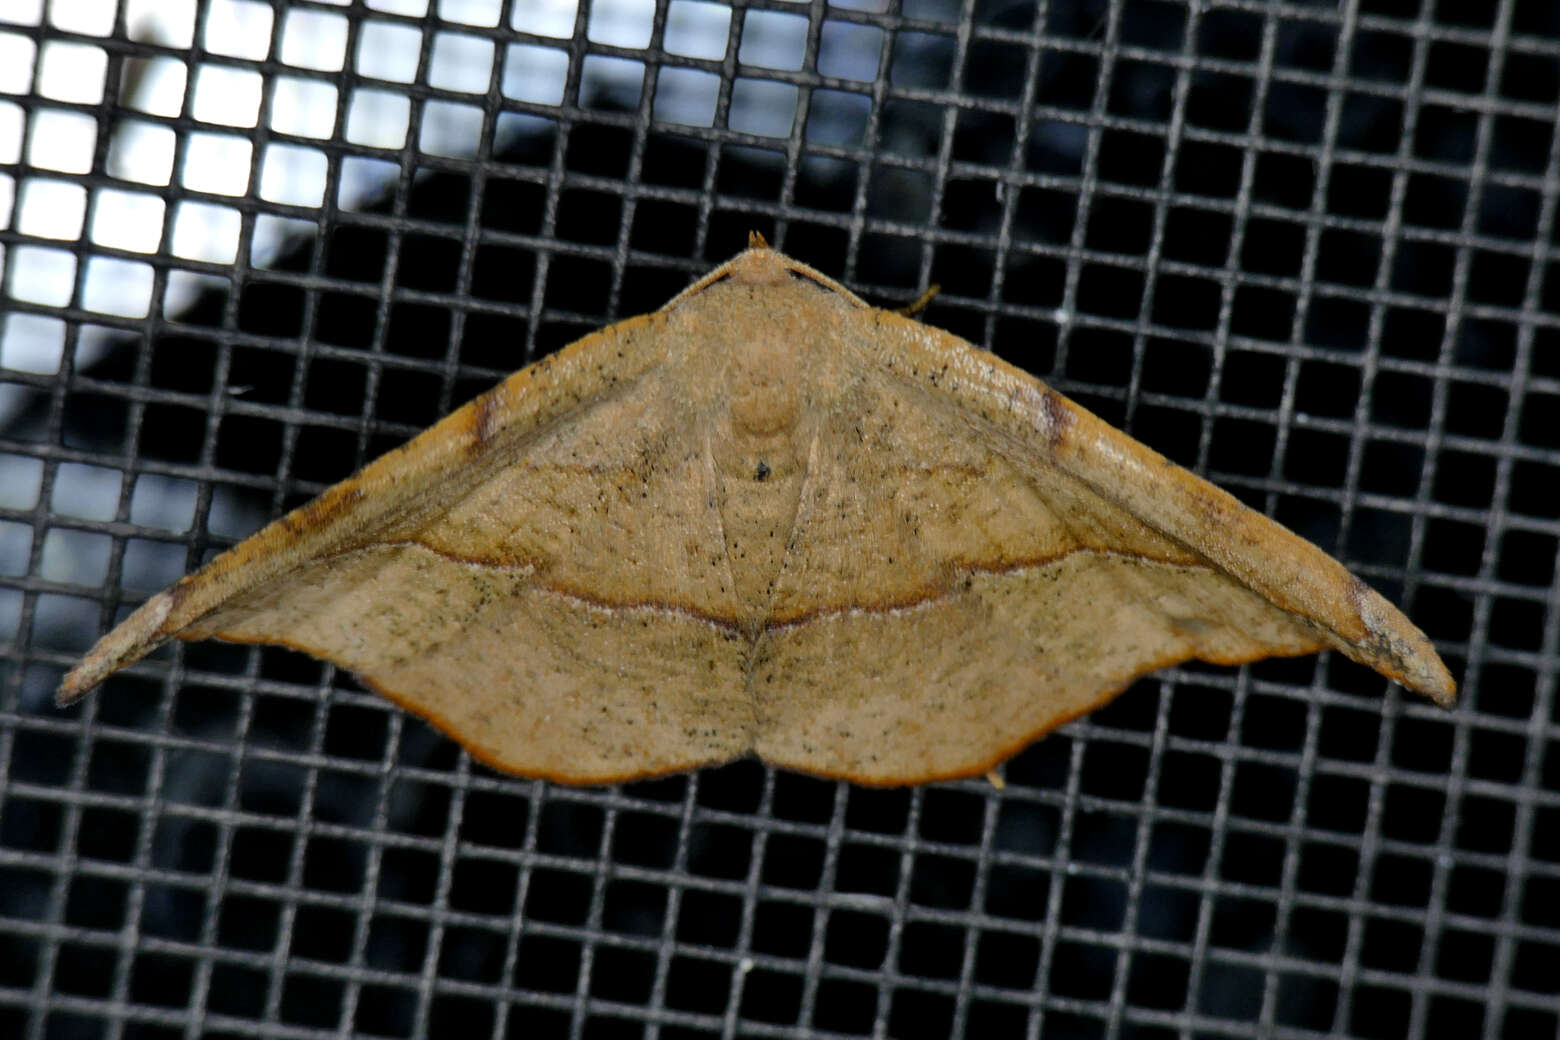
[2, 1, 1557, 1038]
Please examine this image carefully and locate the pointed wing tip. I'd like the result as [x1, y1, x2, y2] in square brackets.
[1405, 656, 1458, 708]
[1352, 584, 1457, 708]
[55, 642, 139, 705]
[53, 589, 179, 710]
[55, 669, 97, 708]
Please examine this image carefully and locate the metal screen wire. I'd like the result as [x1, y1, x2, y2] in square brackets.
[1, 1, 1556, 1038]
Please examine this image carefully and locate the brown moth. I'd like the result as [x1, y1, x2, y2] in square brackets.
[59, 234, 1455, 785]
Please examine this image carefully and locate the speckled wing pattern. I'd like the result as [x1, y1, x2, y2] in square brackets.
[59, 236, 1455, 785]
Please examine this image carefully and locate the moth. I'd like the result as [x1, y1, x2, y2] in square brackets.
[60, 235, 1455, 785]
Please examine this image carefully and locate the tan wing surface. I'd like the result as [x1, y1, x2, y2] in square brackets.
[750, 297, 1454, 784]
[58, 308, 757, 783]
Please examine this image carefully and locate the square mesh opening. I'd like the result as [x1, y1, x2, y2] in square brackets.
[1, 2, 1556, 1038]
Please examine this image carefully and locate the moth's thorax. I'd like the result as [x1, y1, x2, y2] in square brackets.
[713, 308, 811, 481]
[708, 317, 814, 626]
[726, 318, 805, 438]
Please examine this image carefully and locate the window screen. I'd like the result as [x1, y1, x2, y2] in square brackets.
[1, 2, 1555, 1038]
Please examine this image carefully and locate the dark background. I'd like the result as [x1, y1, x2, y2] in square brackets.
[1, 1, 1556, 1038]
